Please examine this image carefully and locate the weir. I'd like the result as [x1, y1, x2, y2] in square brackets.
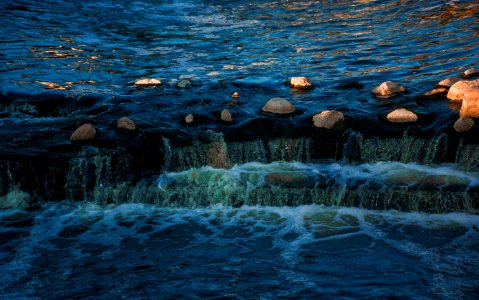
[1, 129, 478, 213]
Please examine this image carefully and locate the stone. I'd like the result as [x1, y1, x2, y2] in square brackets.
[185, 114, 194, 124]
[453, 117, 475, 132]
[417, 87, 447, 98]
[177, 80, 191, 88]
[460, 68, 479, 79]
[460, 87, 479, 118]
[232, 92, 239, 98]
[220, 109, 233, 122]
[372, 81, 405, 96]
[134, 78, 162, 87]
[386, 108, 418, 123]
[447, 80, 479, 102]
[262, 97, 295, 115]
[71, 123, 96, 141]
[207, 141, 230, 169]
[290, 77, 313, 89]
[312, 110, 345, 129]
[117, 117, 136, 131]
[264, 172, 309, 188]
[436, 77, 461, 88]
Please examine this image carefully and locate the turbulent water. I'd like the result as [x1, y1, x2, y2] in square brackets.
[2, 0, 479, 298]
[1, 204, 478, 299]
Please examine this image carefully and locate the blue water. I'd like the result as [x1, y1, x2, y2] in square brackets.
[2, 0, 479, 298]
[1, 204, 478, 299]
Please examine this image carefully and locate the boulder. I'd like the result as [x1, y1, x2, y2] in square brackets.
[262, 97, 295, 115]
[447, 80, 479, 102]
[453, 117, 475, 132]
[117, 117, 136, 131]
[134, 78, 162, 87]
[436, 77, 461, 88]
[460, 68, 479, 79]
[220, 109, 233, 122]
[386, 108, 418, 123]
[290, 77, 313, 89]
[460, 87, 479, 118]
[372, 81, 405, 96]
[71, 123, 96, 141]
[312, 110, 345, 129]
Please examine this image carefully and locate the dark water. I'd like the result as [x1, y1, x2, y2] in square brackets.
[1, 0, 479, 128]
[2, 0, 479, 298]
[1, 204, 479, 299]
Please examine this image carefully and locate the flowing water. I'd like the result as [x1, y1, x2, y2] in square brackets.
[2, 0, 479, 298]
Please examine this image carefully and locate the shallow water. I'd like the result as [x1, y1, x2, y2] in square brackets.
[1, 0, 479, 128]
[0, 204, 478, 299]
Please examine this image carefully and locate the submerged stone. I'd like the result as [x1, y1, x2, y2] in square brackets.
[71, 123, 96, 141]
[262, 97, 295, 115]
[264, 172, 309, 188]
[436, 77, 461, 88]
[460, 68, 479, 79]
[312, 110, 345, 129]
[417, 87, 447, 99]
[134, 78, 162, 87]
[447, 80, 479, 102]
[220, 109, 233, 122]
[386, 108, 418, 123]
[453, 117, 475, 133]
[117, 117, 136, 131]
[372, 81, 405, 96]
[177, 80, 191, 88]
[460, 87, 479, 118]
[290, 77, 313, 89]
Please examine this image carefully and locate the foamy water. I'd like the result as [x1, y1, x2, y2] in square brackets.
[1, 203, 478, 298]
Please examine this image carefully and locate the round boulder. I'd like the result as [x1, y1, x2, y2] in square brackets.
[220, 109, 233, 122]
[117, 117, 136, 131]
[372, 81, 405, 96]
[312, 110, 345, 129]
[447, 80, 479, 102]
[134, 78, 162, 87]
[71, 123, 96, 141]
[453, 117, 475, 132]
[262, 97, 295, 115]
[386, 108, 418, 123]
[290, 77, 313, 89]
[460, 86, 479, 118]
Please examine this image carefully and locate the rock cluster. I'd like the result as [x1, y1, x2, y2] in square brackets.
[447, 80, 479, 102]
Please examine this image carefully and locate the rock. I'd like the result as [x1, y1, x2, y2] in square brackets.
[436, 77, 461, 88]
[372, 81, 405, 96]
[71, 123, 96, 141]
[453, 117, 475, 132]
[460, 68, 479, 79]
[231, 92, 239, 98]
[262, 97, 295, 115]
[117, 117, 136, 131]
[290, 77, 313, 89]
[264, 172, 309, 188]
[185, 114, 194, 124]
[177, 80, 191, 88]
[312, 110, 345, 129]
[134, 78, 162, 87]
[207, 141, 230, 169]
[460, 87, 479, 118]
[220, 109, 233, 122]
[447, 80, 479, 102]
[386, 108, 418, 123]
[417, 87, 447, 99]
